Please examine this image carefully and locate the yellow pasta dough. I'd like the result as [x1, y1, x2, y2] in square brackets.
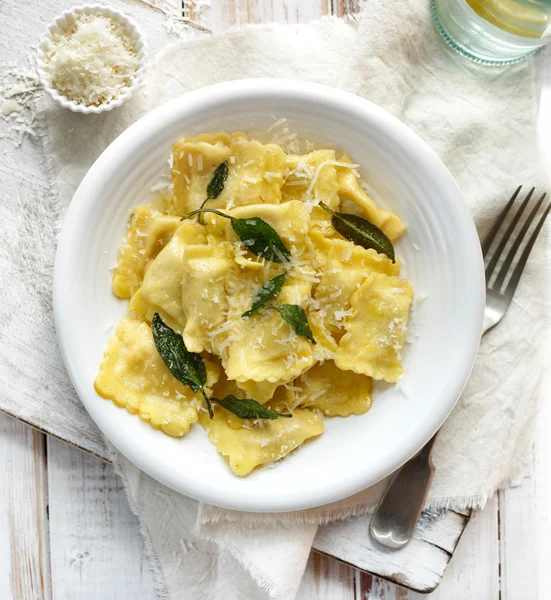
[296, 360, 372, 417]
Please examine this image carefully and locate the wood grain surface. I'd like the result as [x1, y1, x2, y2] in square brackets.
[0, 0, 549, 598]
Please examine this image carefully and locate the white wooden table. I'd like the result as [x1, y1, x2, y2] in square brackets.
[1, 0, 550, 598]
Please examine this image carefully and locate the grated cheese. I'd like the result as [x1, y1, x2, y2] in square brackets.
[266, 116, 287, 133]
[263, 171, 282, 182]
[42, 14, 140, 107]
[1, 99, 21, 116]
[0, 57, 41, 146]
[306, 160, 360, 200]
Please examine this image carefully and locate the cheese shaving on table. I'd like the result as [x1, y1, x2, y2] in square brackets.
[42, 14, 140, 106]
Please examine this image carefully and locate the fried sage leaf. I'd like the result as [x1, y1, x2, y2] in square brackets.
[319, 202, 395, 262]
[213, 395, 292, 420]
[206, 161, 229, 200]
[182, 209, 291, 263]
[266, 304, 316, 344]
[151, 313, 213, 416]
[242, 273, 286, 318]
[198, 161, 229, 222]
[232, 217, 291, 263]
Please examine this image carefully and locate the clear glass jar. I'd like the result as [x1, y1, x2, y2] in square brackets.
[432, 0, 551, 65]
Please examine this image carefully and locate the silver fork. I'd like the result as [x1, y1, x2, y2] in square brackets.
[370, 186, 551, 550]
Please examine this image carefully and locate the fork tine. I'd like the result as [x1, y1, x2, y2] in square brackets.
[485, 187, 534, 281]
[481, 185, 522, 256]
[504, 201, 551, 298]
[493, 192, 547, 290]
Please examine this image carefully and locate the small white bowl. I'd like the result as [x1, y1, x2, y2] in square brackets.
[36, 4, 147, 114]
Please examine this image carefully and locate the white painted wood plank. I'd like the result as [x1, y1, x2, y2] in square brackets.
[47, 437, 155, 600]
[534, 399, 551, 598]
[500, 329, 551, 600]
[199, 0, 329, 32]
[499, 480, 538, 600]
[298, 553, 355, 600]
[0, 413, 51, 600]
[534, 367, 551, 598]
[414, 496, 499, 599]
[335, 0, 360, 18]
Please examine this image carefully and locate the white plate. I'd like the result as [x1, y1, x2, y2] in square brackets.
[54, 79, 485, 512]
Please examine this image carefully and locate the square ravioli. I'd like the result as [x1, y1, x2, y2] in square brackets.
[95, 318, 219, 437]
[335, 274, 414, 382]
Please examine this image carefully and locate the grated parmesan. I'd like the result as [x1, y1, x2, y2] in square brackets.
[42, 14, 140, 106]
[305, 160, 360, 200]
[266, 116, 287, 133]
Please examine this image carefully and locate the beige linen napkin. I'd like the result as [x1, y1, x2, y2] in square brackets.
[36, 1, 548, 598]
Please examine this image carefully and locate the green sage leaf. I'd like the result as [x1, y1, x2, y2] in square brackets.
[242, 273, 286, 318]
[232, 217, 291, 263]
[212, 395, 292, 420]
[206, 161, 229, 200]
[151, 313, 207, 393]
[181, 210, 290, 263]
[199, 161, 230, 222]
[267, 304, 316, 344]
[319, 202, 395, 262]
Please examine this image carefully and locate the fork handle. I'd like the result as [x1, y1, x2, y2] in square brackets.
[370, 434, 437, 549]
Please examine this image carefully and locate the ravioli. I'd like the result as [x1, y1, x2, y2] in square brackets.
[313, 235, 400, 335]
[224, 282, 315, 383]
[97, 132, 414, 476]
[204, 401, 324, 476]
[112, 202, 181, 299]
[335, 274, 414, 382]
[217, 137, 287, 208]
[169, 133, 234, 215]
[128, 220, 205, 332]
[296, 360, 372, 416]
[180, 242, 235, 353]
[95, 318, 219, 437]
